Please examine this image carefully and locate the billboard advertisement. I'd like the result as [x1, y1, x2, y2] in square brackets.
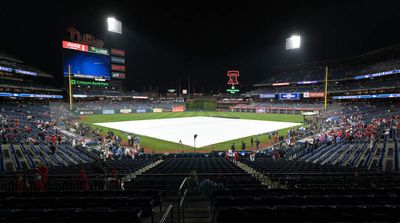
[279, 93, 300, 100]
[62, 40, 88, 52]
[172, 105, 185, 112]
[111, 48, 125, 56]
[303, 92, 324, 98]
[102, 110, 115, 114]
[63, 49, 111, 80]
[136, 108, 147, 113]
[260, 93, 275, 99]
[111, 64, 125, 72]
[120, 109, 132, 114]
[88, 46, 109, 55]
[111, 56, 125, 64]
[112, 72, 126, 79]
[153, 108, 163, 113]
[256, 108, 266, 113]
[71, 79, 109, 87]
[79, 110, 95, 115]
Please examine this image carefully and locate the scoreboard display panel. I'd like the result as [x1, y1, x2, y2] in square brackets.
[63, 49, 111, 80]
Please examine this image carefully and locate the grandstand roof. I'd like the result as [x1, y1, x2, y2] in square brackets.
[0, 51, 53, 78]
[255, 42, 400, 86]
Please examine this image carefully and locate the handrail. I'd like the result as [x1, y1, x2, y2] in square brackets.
[178, 177, 187, 194]
[159, 204, 173, 223]
[177, 177, 189, 223]
[179, 189, 187, 208]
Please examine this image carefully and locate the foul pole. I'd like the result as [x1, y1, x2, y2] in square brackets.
[324, 65, 328, 111]
[68, 65, 73, 111]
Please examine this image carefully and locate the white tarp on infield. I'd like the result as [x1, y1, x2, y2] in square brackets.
[95, 116, 301, 148]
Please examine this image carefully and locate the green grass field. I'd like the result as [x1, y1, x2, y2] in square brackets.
[83, 112, 304, 153]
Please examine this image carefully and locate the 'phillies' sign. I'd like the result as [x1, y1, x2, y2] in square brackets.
[67, 27, 104, 48]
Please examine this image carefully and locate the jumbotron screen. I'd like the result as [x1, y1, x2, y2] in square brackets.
[63, 49, 111, 80]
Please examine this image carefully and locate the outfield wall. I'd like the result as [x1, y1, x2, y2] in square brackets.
[75, 105, 186, 115]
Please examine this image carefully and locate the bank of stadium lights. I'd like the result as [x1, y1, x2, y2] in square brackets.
[286, 35, 301, 50]
[107, 17, 122, 34]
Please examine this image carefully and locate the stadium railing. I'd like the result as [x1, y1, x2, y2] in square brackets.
[160, 204, 174, 223]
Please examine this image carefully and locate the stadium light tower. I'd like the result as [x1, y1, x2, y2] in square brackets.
[107, 17, 122, 34]
[286, 35, 301, 50]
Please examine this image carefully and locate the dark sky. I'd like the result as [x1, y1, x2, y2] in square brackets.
[1, 0, 400, 93]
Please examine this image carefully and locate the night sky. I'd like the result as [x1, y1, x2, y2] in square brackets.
[1, 0, 400, 93]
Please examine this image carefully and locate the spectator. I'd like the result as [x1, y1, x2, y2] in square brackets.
[255, 138, 260, 150]
[37, 162, 48, 189]
[49, 143, 56, 155]
[77, 168, 90, 191]
[15, 173, 30, 192]
[34, 172, 45, 192]
[231, 143, 236, 151]
[186, 170, 199, 192]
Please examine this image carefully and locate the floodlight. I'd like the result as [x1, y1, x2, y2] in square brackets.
[107, 17, 122, 34]
[286, 35, 301, 50]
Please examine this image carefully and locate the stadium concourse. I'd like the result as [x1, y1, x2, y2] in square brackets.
[1, 47, 400, 223]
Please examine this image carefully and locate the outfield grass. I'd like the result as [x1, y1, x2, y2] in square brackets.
[83, 112, 304, 153]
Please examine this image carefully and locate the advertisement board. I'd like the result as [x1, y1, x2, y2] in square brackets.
[62, 40, 88, 52]
[79, 111, 95, 115]
[308, 92, 325, 98]
[303, 92, 325, 98]
[120, 109, 132, 114]
[260, 93, 275, 99]
[112, 72, 125, 79]
[153, 108, 163, 113]
[111, 48, 125, 56]
[256, 108, 266, 113]
[89, 46, 109, 55]
[163, 108, 172, 112]
[279, 93, 300, 100]
[136, 108, 147, 113]
[102, 109, 115, 114]
[71, 80, 109, 87]
[172, 105, 185, 112]
[111, 56, 125, 64]
[111, 64, 125, 71]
